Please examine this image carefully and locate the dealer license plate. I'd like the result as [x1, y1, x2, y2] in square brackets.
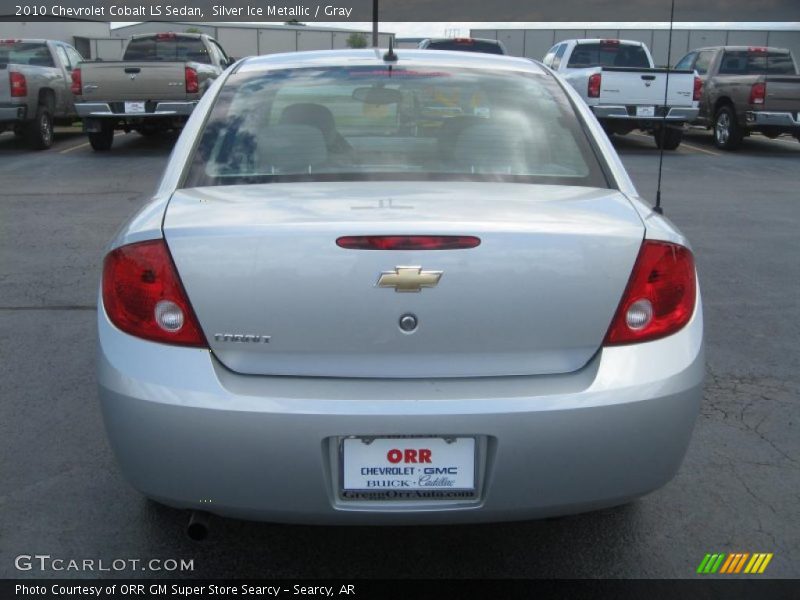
[342, 437, 475, 492]
[636, 105, 656, 117]
[124, 101, 146, 114]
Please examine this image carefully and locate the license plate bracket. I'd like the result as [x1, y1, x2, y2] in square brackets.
[341, 436, 477, 498]
[124, 101, 146, 114]
[636, 105, 656, 117]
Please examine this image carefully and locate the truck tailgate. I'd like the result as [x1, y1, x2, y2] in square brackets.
[80, 61, 190, 102]
[764, 76, 800, 112]
[600, 68, 695, 107]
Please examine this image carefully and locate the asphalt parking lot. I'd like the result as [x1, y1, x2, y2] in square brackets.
[0, 126, 797, 579]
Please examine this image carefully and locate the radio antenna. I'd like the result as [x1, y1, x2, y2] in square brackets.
[654, 0, 676, 215]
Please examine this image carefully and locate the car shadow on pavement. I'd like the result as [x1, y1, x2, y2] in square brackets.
[138, 499, 641, 579]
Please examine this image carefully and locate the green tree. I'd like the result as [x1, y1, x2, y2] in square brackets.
[184, 27, 202, 34]
[346, 33, 368, 49]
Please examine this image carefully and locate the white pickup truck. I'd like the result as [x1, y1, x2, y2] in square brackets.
[543, 39, 700, 149]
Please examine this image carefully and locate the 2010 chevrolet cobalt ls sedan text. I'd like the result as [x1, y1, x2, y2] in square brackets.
[98, 49, 704, 524]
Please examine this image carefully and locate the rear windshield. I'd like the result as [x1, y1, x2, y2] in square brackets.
[719, 51, 797, 75]
[0, 41, 54, 67]
[182, 66, 608, 189]
[123, 36, 210, 63]
[424, 40, 504, 55]
[567, 42, 650, 68]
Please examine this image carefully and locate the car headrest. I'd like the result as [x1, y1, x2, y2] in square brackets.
[257, 124, 328, 173]
[451, 121, 530, 173]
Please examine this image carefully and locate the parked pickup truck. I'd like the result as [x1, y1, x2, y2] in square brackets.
[0, 39, 83, 149]
[543, 39, 700, 149]
[675, 46, 800, 150]
[72, 32, 232, 151]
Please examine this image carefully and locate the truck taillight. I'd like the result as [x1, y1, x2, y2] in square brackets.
[588, 73, 602, 98]
[693, 76, 703, 101]
[185, 66, 199, 93]
[749, 82, 766, 105]
[603, 241, 696, 346]
[9, 71, 27, 97]
[102, 239, 207, 347]
[70, 68, 82, 95]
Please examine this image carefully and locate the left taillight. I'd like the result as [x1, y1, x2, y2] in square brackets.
[588, 72, 602, 98]
[185, 66, 199, 94]
[603, 240, 697, 346]
[9, 71, 27, 97]
[102, 239, 207, 347]
[749, 82, 766, 105]
[70, 68, 82, 95]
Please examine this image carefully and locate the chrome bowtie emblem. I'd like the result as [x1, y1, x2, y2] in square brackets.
[377, 266, 442, 293]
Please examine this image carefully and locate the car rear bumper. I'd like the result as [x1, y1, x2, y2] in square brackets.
[0, 104, 27, 123]
[593, 105, 699, 122]
[97, 294, 704, 525]
[745, 110, 800, 128]
[75, 101, 197, 119]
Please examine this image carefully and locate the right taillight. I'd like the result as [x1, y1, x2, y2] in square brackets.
[70, 68, 82, 95]
[693, 76, 703, 102]
[9, 71, 27, 97]
[185, 66, 199, 94]
[102, 239, 207, 347]
[588, 72, 602, 98]
[604, 240, 696, 345]
[749, 82, 766, 105]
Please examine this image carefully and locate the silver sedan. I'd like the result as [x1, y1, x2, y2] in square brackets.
[97, 49, 704, 524]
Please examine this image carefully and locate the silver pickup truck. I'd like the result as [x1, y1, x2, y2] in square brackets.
[0, 38, 83, 149]
[73, 32, 232, 151]
[544, 39, 700, 149]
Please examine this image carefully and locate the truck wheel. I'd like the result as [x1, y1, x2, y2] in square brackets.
[88, 124, 114, 151]
[713, 106, 743, 150]
[653, 127, 683, 150]
[25, 105, 54, 150]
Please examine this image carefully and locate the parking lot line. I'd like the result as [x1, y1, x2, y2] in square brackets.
[678, 141, 720, 157]
[59, 133, 125, 154]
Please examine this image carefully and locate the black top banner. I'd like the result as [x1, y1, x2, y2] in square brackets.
[1, 0, 799, 22]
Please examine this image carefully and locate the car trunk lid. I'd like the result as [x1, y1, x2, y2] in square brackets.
[164, 182, 644, 378]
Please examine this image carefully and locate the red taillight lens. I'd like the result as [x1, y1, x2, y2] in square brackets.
[588, 72, 602, 98]
[9, 71, 27, 97]
[603, 241, 696, 345]
[749, 82, 766, 105]
[102, 240, 206, 347]
[70, 68, 82, 95]
[185, 66, 199, 93]
[693, 76, 703, 102]
[156, 32, 177, 40]
[336, 235, 481, 250]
